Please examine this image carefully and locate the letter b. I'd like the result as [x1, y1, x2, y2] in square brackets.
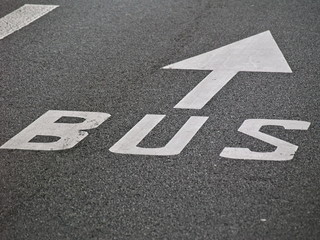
[0, 110, 110, 151]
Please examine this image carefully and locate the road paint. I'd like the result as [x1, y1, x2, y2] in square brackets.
[0, 4, 59, 40]
[110, 115, 208, 155]
[163, 31, 292, 109]
[0, 110, 110, 151]
[220, 119, 310, 161]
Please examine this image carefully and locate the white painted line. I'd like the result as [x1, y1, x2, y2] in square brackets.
[163, 31, 292, 109]
[175, 70, 237, 109]
[0, 4, 59, 40]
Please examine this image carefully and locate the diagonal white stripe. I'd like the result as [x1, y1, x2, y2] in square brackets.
[0, 4, 59, 40]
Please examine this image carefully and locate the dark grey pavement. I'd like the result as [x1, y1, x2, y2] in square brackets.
[0, 0, 319, 239]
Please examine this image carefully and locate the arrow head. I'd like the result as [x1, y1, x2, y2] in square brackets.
[163, 31, 292, 73]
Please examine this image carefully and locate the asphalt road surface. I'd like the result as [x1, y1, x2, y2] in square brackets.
[0, 0, 319, 239]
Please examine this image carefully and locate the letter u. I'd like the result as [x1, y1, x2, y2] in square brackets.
[109, 114, 208, 156]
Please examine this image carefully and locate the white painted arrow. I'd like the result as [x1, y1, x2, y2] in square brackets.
[163, 31, 292, 109]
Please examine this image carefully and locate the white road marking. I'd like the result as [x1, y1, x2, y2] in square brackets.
[220, 119, 310, 161]
[0, 110, 110, 151]
[0, 4, 59, 40]
[163, 31, 292, 109]
[110, 115, 208, 156]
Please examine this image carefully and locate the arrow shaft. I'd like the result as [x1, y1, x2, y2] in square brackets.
[174, 70, 238, 109]
[0, 4, 59, 40]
